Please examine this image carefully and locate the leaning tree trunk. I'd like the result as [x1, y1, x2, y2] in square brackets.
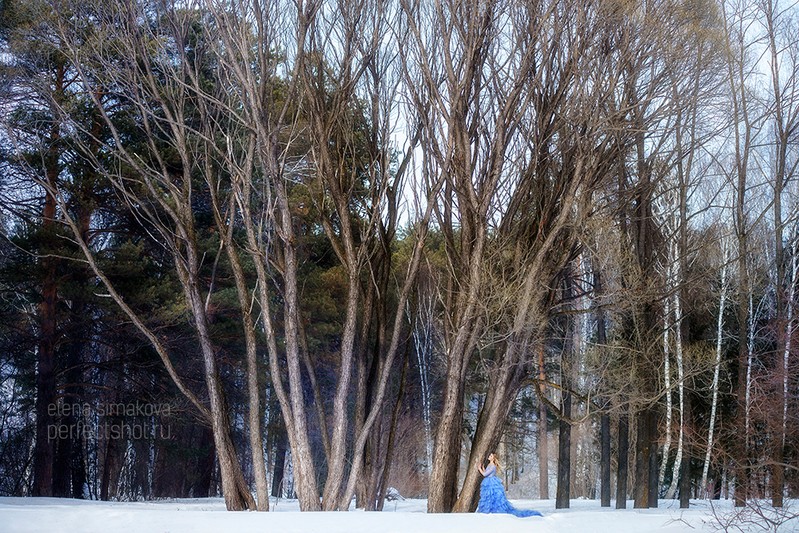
[428, 367, 468, 512]
[428, 271, 485, 513]
[179, 240, 255, 511]
[452, 366, 521, 513]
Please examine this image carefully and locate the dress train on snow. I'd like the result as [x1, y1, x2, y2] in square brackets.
[475, 464, 542, 518]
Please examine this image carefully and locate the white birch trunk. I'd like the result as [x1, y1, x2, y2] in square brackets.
[665, 266, 685, 499]
[408, 293, 435, 474]
[658, 252, 673, 490]
[701, 241, 729, 495]
[782, 232, 796, 448]
[745, 289, 754, 441]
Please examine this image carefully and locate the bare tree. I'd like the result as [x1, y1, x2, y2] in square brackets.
[209, 0, 440, 511]
[760, 0, 799, 508]
[719, 0, 764, 507]
[47, 0, 264, 510]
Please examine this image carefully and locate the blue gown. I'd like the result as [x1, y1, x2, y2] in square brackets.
[476, 464, 542, 517]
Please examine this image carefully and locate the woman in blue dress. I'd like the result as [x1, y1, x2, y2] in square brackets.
[476, 453, 542, 517]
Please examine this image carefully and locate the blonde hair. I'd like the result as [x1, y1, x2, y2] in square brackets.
[490, 454, 503, 475]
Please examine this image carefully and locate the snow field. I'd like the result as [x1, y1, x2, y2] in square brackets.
[1, 496, 796, 532]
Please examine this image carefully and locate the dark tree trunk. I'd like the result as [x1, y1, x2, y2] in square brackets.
[63, 165, 93, 500]
[53, 284, 89, 499]
[271, 425, 288, 498]
[428, 378, 466, 512]
[32, 64, 65, 500]
[153, 438, 172, 498]
[32, 209, 58, 497]
[634, 408, 656, 508]
[181, 254, 256, 511]
[70, 430, 86, 499]
[192, 425, 215, 498]
[556, 391, 571, 509]
[356, 320, 384, 510]
[52, 431, 72, 498]
[100, 426, 122, 501]
[648, 416, 659, 507]
[616, 413, 629, 509]
[601, 413, 611, 507]
[362, 414, 383, 511]
[679, 410, 691, 509]
[596, 268, 611, 507]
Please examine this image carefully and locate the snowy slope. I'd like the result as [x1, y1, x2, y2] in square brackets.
[0, 496, 796, 532]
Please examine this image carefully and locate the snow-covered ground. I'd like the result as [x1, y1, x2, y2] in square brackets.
[1, 496, 796, 532]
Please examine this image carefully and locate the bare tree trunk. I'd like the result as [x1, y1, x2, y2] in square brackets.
[719, 0, 755, 507]
[538, 345, 549, 500]
[274, 177, 322, 511]
[631, 168, 660, 510]
[428, 258, 486, 513]
[601, 413, 611, 507]
[452, 367, 519, 513]
[595, 268, 611, 507]
[182, 270, 256, 511]
[556, 389, 572, 509]
[634, 406, 658, 508]
[679, 393, 691, 509]
[762, 0, 799, 507]
[616, 413, 629, 509]
[216, 204, 269, 511]
[208, 0, 323, 511]
[428, 368, 468, 512]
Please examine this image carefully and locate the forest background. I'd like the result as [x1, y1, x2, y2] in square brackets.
[1, 0, 798, 517]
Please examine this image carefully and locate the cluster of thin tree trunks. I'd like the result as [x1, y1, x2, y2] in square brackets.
[2, 0, 799, 514]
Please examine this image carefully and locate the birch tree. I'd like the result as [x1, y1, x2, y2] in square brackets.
[702, 238, 730, 494]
